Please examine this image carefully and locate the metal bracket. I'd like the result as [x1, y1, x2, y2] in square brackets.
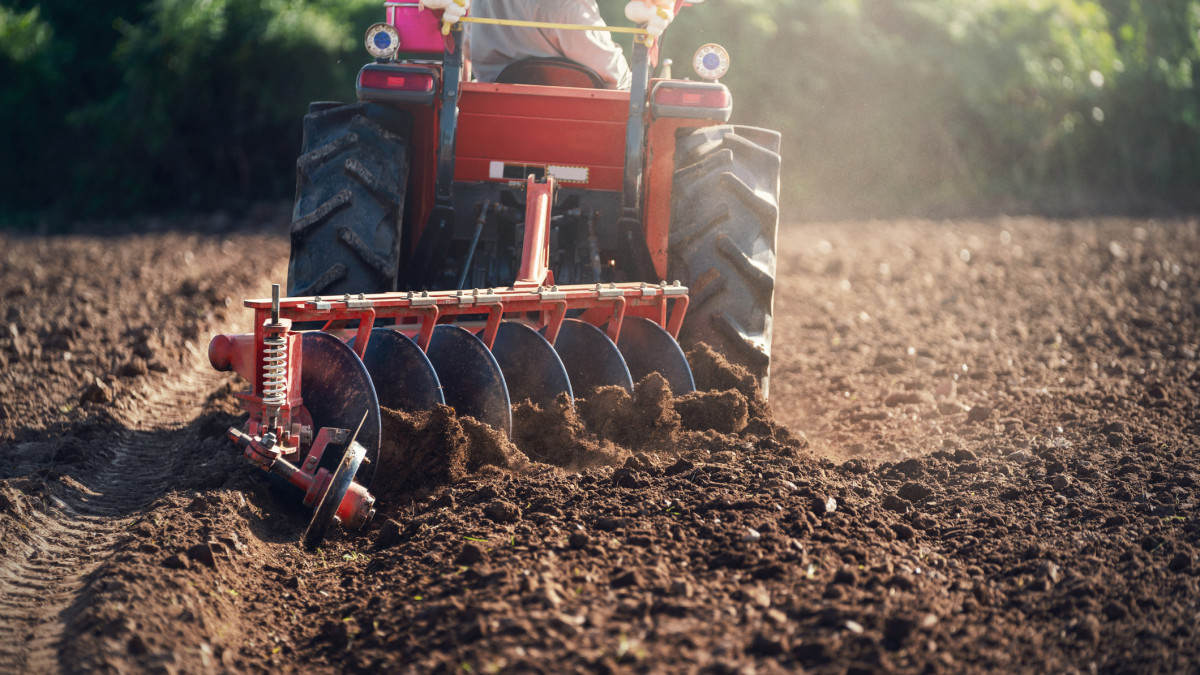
[662, 281, 689, 296]
[537, 286, 566, 301]
[344, 294, 374, 309]
[409, 291, 436, 307]
[597, 283, 625, 299]
[474, 289, 503, 304]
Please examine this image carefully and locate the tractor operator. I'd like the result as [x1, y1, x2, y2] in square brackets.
[419, 0, 674, 90]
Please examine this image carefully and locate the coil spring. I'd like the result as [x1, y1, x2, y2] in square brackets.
[262, 332, 288, 410]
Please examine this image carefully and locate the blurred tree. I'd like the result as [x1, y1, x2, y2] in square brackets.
[663, 0, 1124, 216]
[1, 0, 1199, 221]
[1, 0, 377, 219]
[1089, 0, 1200, 206]
[69, 0, 381, 213]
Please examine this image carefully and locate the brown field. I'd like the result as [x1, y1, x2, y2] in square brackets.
[2, 213, 1198, 673]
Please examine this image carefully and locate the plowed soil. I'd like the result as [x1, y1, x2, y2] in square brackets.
[2, 212, 1199, 673]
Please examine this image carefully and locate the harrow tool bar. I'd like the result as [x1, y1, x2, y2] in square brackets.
[211, 278, 691, 548]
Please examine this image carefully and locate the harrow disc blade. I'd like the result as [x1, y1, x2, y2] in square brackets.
[299, 331, 381, 487]
[617, 316, 696, 396]
[427, 325, 513, 436]
[350, 328, 444, 413]
[303, 440, 365, 551]
[491, 321, 573, 409]
[547, 319, 634, 397]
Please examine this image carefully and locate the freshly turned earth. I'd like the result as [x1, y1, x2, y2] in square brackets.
[1, 211, 1199, 673]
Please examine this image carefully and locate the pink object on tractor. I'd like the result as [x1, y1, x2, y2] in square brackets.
[386, 2, 451, 54]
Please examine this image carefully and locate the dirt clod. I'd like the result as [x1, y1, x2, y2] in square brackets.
[80, 378, 114, 405]
[967, 405, 994, 423]
[186, 543, 215, 568]
[513, 393, 625, 469]
[482, 499, 520, 523]
[376, 405, 468, 500]
[374, 518, 404, 551]
[676, 389, 749, 433]
[456, 542, 486, 566]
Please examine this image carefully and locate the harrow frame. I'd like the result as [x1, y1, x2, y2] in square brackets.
[211, 212, 689, 548]
[215, 276, 689, 432]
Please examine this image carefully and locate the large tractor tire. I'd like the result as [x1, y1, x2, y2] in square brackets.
[667, 125, 781, 397]
[287, 102, 412, 297]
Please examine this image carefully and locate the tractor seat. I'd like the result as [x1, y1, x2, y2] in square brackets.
[493, 58, 607, 89]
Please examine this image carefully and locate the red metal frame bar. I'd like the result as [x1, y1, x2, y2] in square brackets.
[213, 281, 689, 409]
[243, 282, 685, 330]
[514, 175, 556, 290]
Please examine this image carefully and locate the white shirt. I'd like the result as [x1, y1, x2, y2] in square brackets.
[465, 0, 632, 89]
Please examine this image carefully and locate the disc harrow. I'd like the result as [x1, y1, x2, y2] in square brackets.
[210, 278, 691, 547]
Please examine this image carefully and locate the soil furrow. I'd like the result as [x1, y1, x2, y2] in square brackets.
[0, 371, 240, 673]
[0, 227, 285, 674]
[0, 370, 227, 672]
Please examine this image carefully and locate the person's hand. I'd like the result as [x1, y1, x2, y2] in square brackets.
[421, 0, 469, 24]
[624, 0, 674, 38]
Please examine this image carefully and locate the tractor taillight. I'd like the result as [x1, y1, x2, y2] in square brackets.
[357, 64, 438, 106]
[359, 69, 434, 93]
[654, 86, 729, 109]
[650, 82, 732, 122]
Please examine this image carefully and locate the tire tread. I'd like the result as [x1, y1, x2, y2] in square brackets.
[288, 103, 412, 297]
[667, 125, 780, 395]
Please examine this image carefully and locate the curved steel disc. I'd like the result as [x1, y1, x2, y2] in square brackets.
[617, 316, 696, 396]
[426, 325, 512, 436]
[303, 441, 365, 551]
[300, 331, 381, 487]
[350, 328, 444, 413]
[547, 319, 633, 397]
[491, 321, 574, 409]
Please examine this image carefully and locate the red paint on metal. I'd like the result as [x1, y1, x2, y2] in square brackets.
[237, 283, 684, 333]
[460, 82, 628, 118]
[454, 158, 624, 191]
[480, 304, 504, 349]
[652, 85, 730, 109]
[350, 310, 376, 360]
[407, 102, 441, 256]
[604, 297, 627, 344]
[666, 294, 688, 339]
[359, 69, 435, 93]
[415, 306, 440, 350]
[644, 113, 718, 280]
[208, 333, 256, 382]
[542, 301, 568, 344]
[455, 83, 628, 190]
[220, 281, 688, 460]
[335, 480, 376, 528]
[514, 175, 555, 289]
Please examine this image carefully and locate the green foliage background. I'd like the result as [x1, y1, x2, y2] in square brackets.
[2, 0, 1199, 221]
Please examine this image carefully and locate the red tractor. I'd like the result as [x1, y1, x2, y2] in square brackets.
[210, 0, 780, 548]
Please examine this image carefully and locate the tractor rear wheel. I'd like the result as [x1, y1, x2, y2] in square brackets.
[667, 125, 781, 397]
[287, 103, 412, 297]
